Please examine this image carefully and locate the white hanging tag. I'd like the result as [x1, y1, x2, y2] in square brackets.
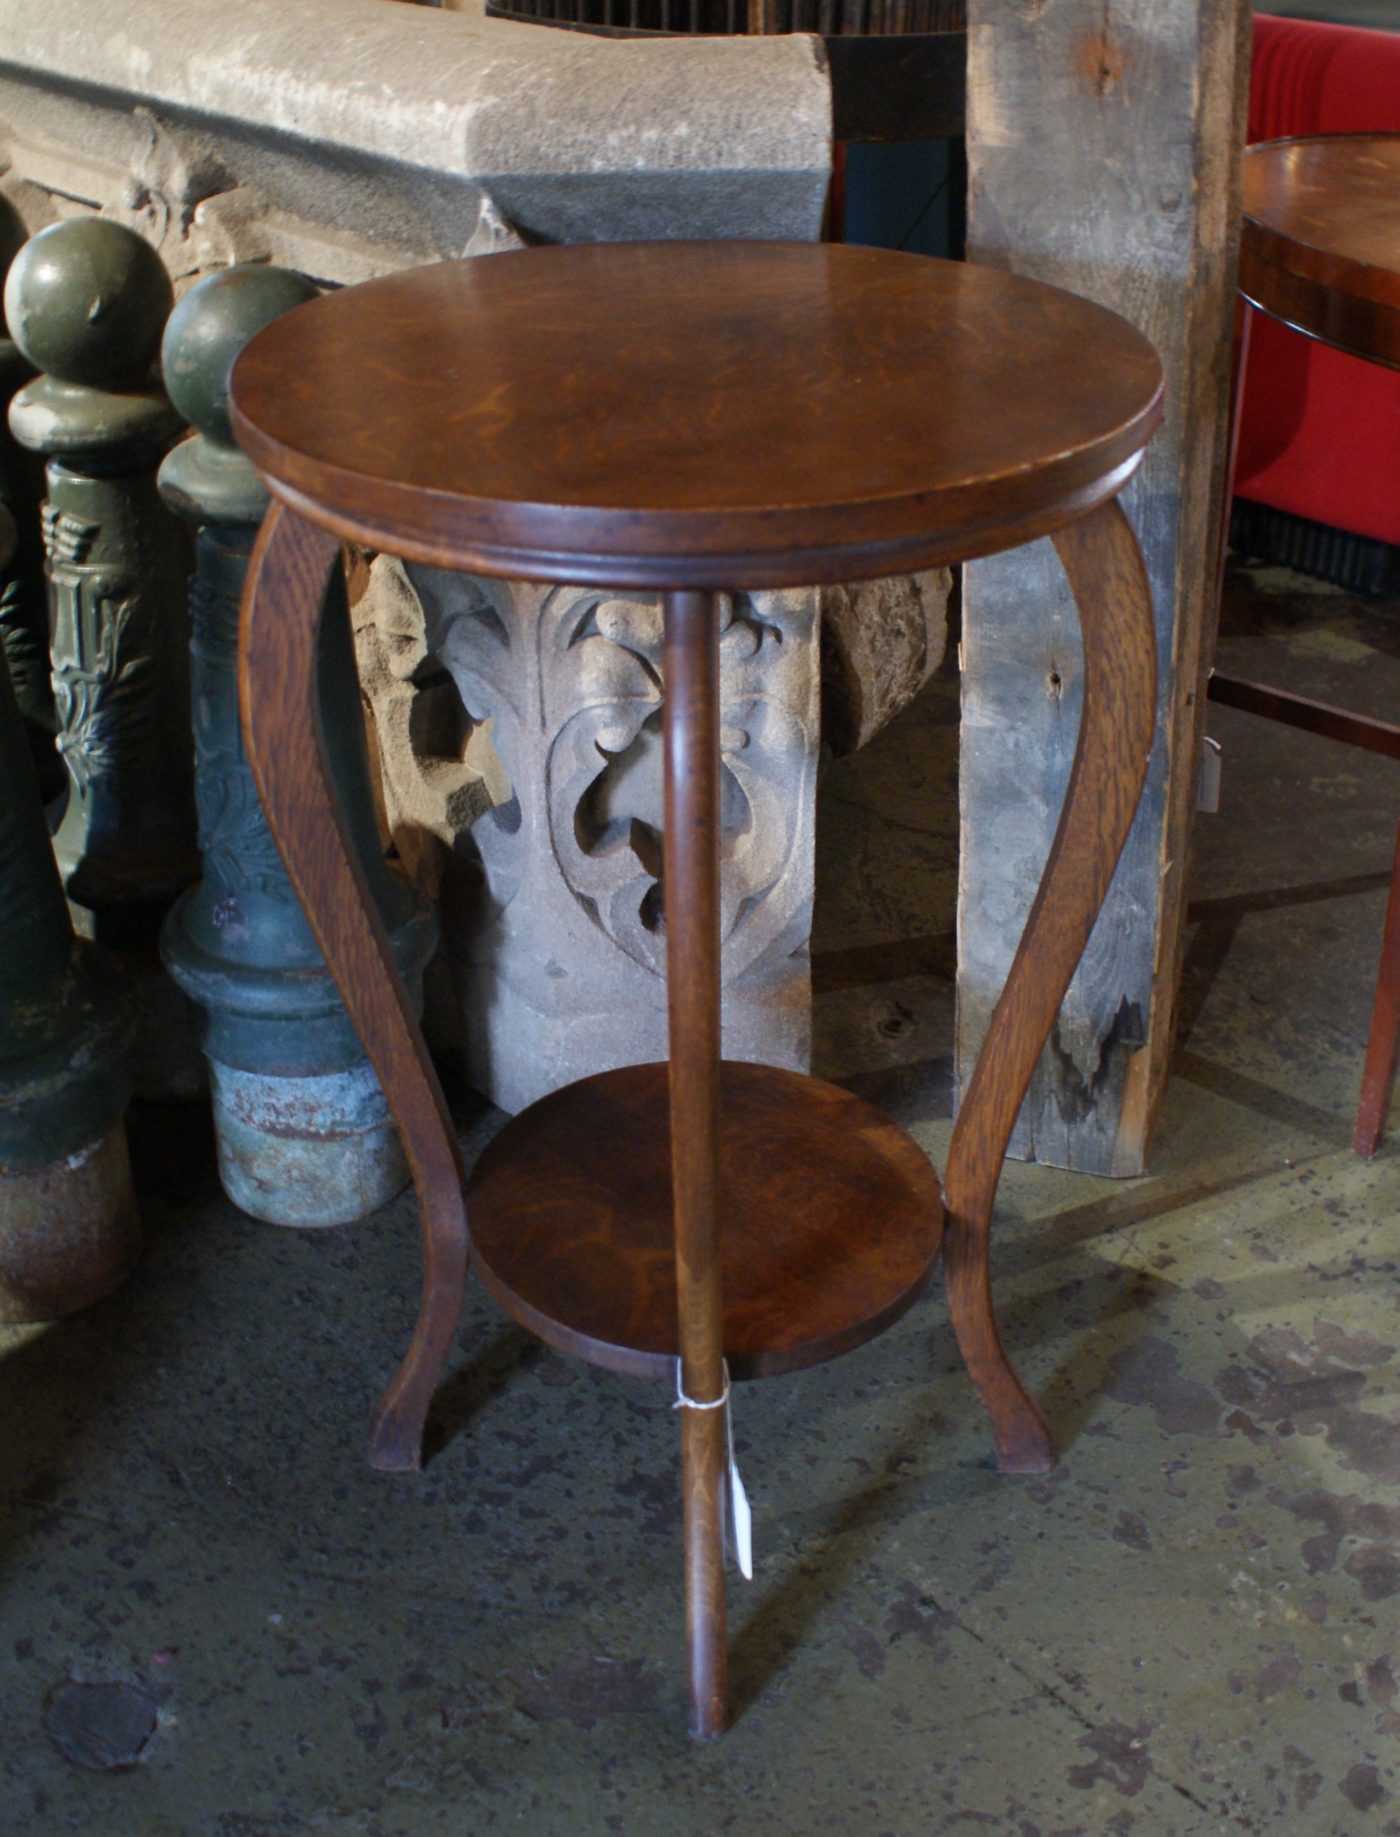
[1197, 735, 1223, 814]
[725, 1391, 753, 1581]
[674, 1358, 753, 1580]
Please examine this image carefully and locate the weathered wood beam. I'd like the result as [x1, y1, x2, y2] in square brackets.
[957, 0, 1250, 1175]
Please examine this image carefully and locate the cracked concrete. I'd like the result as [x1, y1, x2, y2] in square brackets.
[1, 557, 1399, 1832]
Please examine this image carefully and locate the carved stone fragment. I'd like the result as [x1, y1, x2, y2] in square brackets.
[820, 569, 952, 758]
[356, 556, 952, 1113]
[355, 564, 818, 1114]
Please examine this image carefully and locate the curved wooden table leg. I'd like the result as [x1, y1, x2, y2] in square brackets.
[238, 502, 469, 1473]
[663, 589, 728, 1740]
[943, 497, 1157, 1474]
[1354, 817, 1400, 1158]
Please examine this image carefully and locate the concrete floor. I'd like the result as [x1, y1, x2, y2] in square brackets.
[2, 560, 1398, 1835]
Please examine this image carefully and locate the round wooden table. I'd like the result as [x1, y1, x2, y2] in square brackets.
[1239, 133, 1400, 369]
[1220, 137, 1400, 1156]
[231, 241, 1162, 1737]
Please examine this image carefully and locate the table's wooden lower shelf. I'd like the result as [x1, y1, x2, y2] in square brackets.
[466, 1061, 944, 1381]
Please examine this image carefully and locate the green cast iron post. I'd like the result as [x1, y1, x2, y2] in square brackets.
[158, 265, 437, 1226]
[0, 198, 59, 800]
[0, 501, 140, 1322]
[6, 217, 203, 1099]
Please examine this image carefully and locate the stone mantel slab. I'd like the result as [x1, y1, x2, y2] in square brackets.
[0, 0, 831, 279]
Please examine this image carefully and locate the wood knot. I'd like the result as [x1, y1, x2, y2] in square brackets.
[1078, 33, 1124, 97]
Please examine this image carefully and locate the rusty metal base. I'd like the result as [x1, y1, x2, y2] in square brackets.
[208, 1060, 408, 1228]
[0, 1121, 141, 1323]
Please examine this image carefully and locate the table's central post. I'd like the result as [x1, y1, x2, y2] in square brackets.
[662, 587, 727, 1739]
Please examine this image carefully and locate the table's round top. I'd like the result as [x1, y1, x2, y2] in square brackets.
[230, 241, 1163, 590]
[1240, 134, 1400, 369]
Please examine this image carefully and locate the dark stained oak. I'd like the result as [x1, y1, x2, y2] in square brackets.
[943, 499, 1155, 1472]
[1208, 673, 1400, 762]
[238, 505, 470, 1475]
[1356, 820, 1400, 1159]
[231, 240, 1163, 1736]
[231, 242, 1163, 590]
[466, 1062, 945, 1379]
[1240, 135, 1400, 371]
[660, 590, 728, 1734]
[1225, 135, 1400, 1154]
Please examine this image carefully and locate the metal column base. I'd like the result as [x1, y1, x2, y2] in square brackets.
[0, 1122, 141, 1323]
[208, 1061, 408, 1228]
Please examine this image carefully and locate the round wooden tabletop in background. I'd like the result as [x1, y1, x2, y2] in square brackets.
[230, 241, 1163, 589]
[1240, 134, 1400, 370]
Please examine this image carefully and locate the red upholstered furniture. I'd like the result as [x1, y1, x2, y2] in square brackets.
[1233, 12, 1400, 567]
[1214, 135, 1400, 1156]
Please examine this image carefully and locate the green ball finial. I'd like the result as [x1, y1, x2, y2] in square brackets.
[162, 265, 318, 447]
[3, 218, 172, 388]
[0, 197, 28, 337]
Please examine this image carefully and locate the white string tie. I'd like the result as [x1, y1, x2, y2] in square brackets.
[673, 1357, 731, 1411]
[669, 1359, 752, 1577]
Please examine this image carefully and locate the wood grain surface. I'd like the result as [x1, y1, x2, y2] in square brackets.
[238, 504, 469, 1473]
[944, 498, 1156, 1472]
[230, 242, 1162, 590]
[1239, 135, 1400, 371]
[1355, 820, 1400, 1159]
[231, 240, 1166, 1730]
[1227, 135, 1400, 1153]
[661, 591, 727, 1737]
[465, 1061, 945, 1377]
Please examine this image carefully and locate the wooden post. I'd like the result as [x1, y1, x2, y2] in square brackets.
[956, 0, 1250, 1175]
[662, 589, 728, 1741]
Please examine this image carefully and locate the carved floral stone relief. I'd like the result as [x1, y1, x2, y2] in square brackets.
[393, 565, 819, 992]
[354, 552, 947, 1109]
[540, 585, 815, 985]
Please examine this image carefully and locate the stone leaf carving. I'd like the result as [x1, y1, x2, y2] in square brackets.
[353, 556, 943, 1113]
[351, 554, 495, 904]
[461, 193, 527, 258]
[361, 561, 947, 976]
[369, 566, 817, 989]
[821, 568, 953, 757]
[542, 587, 814, 984]
[402, 563, 525, 923]
[359, 563, 820, 1110]
[121, 106, 237, 276]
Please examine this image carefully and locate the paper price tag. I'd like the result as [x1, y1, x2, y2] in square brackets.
[725, 1400, 753, 1581]
[1197, 735, 1222, 814]
[674, 1358, 753, 1580]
